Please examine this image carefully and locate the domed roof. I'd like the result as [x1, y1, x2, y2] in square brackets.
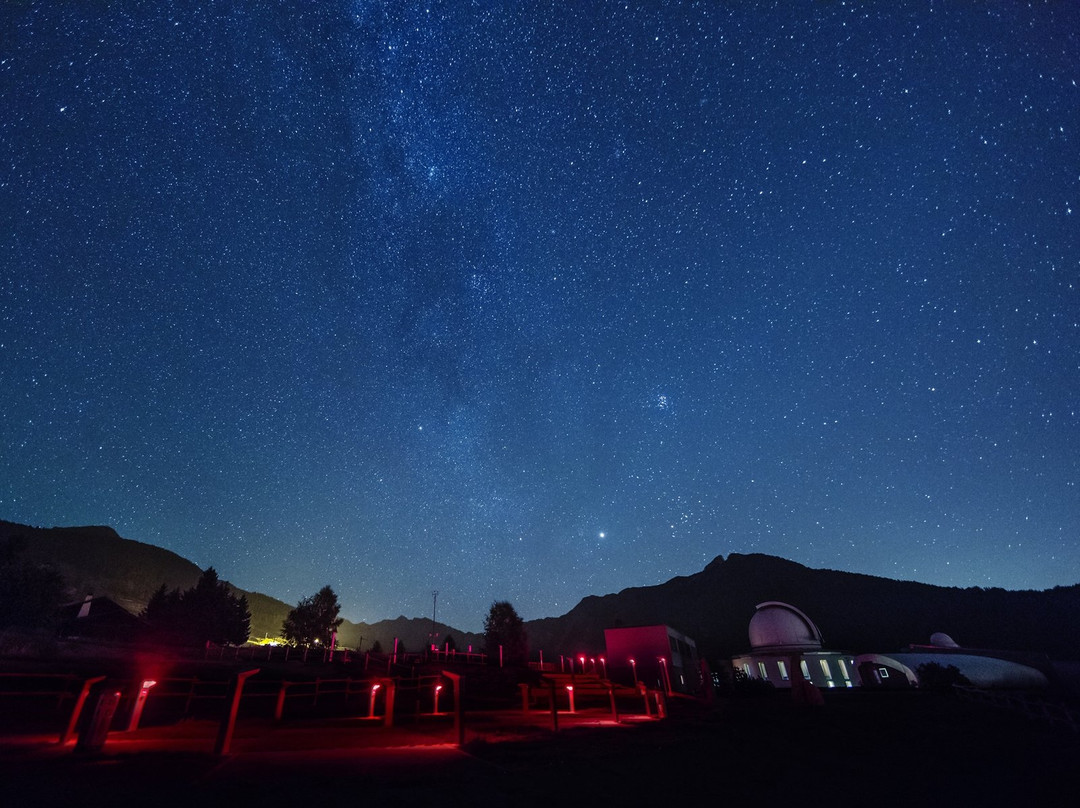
[748, 601, 823, 650]
[929, 632, 960, 648]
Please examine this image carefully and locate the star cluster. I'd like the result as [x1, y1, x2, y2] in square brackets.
[2, 2, 1077, 631]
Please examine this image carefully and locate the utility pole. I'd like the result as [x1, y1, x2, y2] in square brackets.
[430, 590, 439, 651]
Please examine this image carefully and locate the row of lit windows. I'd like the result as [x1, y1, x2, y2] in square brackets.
[744, 657, 854, 688]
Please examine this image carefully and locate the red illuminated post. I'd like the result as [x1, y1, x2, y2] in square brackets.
[434, 683, 443, 715]
[548, 679, 559, 732]
[607, 682, 619, 723]
[566, 685, 575, 713]
[368, 683, 381, 718]
[214, 669, 259, 756]
[442, 670, 464, 747]
[629, 657, 638, 686]
[274, 681, 290, 722]
[127, 679, 157, 732]
[599, 656, 607, 679]
[579, 655, 585, 674]
[658, 656, 673, 696]
[60, 675, 105, 745]
[383, 680, 396, 728]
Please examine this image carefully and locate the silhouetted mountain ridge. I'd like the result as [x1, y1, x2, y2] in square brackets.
[1, 520, 483, 652]
[6, 521, 1077, 661]
[525, 553, 1080, 660]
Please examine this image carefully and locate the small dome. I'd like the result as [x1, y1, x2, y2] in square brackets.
[929, 632, 960, 648]
[748, 602, 823, 650]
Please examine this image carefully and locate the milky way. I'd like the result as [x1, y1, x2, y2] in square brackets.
[3, 2, 1078, 631]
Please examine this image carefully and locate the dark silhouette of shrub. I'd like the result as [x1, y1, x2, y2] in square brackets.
[916, 662, 972, 693]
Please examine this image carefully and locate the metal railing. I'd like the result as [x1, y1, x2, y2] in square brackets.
[954, 685, 1079, 732]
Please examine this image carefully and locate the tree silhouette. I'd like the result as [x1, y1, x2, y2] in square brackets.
[0, 535, 66, 630]
[484, 600, 528, 666]
[143, 567, 250, 646]
[281, 585, 344, 647]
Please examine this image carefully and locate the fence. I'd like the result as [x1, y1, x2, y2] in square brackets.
[954, 685, 1079, 733]
[0, 665, 668, 757]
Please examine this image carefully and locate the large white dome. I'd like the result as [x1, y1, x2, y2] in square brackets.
[748, 602, 824, 650]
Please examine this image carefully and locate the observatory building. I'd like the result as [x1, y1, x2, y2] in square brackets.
[856, 632, 1051, 689]
[731, 601, 860, 689]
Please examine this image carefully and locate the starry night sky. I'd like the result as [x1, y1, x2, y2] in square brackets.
[3, 2, 1078, 632]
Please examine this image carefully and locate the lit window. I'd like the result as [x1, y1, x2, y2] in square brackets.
[800, 660, 811, 680]
[743, 663, 751, 677]
[838, 659, 850, 680]
[820, 659, 833, 680]
[879, 667, 890, 679]
[777, 660, 789, 680]
[758, 662, 768, 679]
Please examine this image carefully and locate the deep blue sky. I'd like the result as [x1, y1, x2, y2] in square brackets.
[3, 2, 1077, 632]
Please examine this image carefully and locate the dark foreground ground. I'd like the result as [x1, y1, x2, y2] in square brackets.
[2, 691, 1078, 807]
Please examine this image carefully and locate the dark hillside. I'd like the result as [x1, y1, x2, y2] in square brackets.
[2, 521, 203, 614]
[5, 521, 1076, 662]
[0, 521, 483, 650]
[526, 553, 1080, 661]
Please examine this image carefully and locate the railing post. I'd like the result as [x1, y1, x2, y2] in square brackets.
[274, 681, 289, 722]
[214, 669, 259, 756]
[639, 683, 652, 717]
[60, 675, 105, 745]
[184, 678, 198, 715]
[608, 683, 619, 723]
[442, 670, 464, 747]
[75, 689, 121, 754]
[383, 680, 396, 728]
[127, 679, 157, 732]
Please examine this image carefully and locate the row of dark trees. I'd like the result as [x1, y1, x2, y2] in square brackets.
[143, 568, 250, 646]
[276, 593, 530, 666]
[277, 590, 531, 667]
[0, 536, 66, 630]
[2, 530, 530, 666]
[142, 574, 347, 651]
